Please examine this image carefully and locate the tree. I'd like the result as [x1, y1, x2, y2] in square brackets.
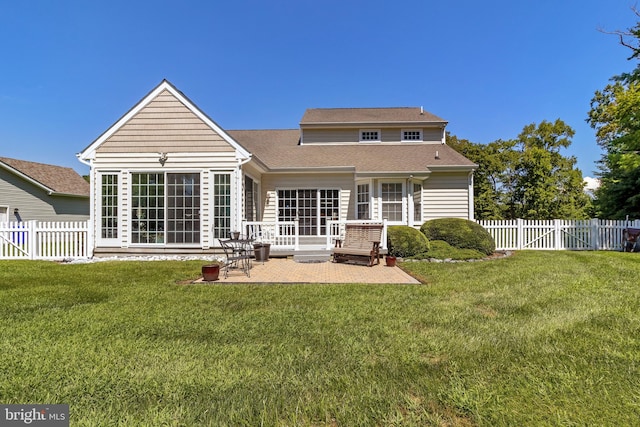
[588, 12, 640, 219]
[508, 120, 592, 219]
[447, 120, 591, 220]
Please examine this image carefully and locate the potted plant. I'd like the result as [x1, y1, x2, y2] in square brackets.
[202, 260, 223, 281]
[385, 254, 397, 267]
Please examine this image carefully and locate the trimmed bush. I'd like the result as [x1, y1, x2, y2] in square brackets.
[387, 225, 430, 258]
[420, 218, 495, 255]
[422, 240, 486, 260]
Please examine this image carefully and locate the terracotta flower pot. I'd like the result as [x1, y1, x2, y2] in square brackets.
[202, 264, 221, 281]
[386, 256, 397, 267]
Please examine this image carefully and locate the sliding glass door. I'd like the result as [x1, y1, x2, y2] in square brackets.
[277, 189, 339, 236]
[131, 172, 201, 244]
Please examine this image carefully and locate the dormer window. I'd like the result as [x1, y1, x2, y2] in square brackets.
[359, 129, 381, 142]
[402, 129, 423, 141]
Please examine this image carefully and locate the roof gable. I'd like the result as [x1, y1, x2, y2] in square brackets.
[0, 157, 90, 197]
[78, 80, 250, 161]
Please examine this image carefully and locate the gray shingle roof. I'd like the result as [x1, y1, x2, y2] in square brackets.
[300, 107, 446, 125]
[228, 130, 476, 173]
[0, 157, 90, 197]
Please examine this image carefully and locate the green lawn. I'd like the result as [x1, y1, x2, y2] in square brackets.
[1, 252, 639, 426]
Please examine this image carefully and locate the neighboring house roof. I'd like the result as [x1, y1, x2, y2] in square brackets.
[300, 107, 446, 126]
[228, 130, 476, 175]
[0, 157, 90, 197]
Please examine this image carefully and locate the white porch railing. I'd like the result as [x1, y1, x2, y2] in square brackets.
[326, 219, 388, 251]
[0, 221, 89, 260]
[477, 218, 640, 251]
[243, 221, 300, 250]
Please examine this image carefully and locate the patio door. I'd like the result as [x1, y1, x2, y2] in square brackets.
[131, 172, 200, 245]
[277, 189, 339, 236]
[167, 173, 200, 244]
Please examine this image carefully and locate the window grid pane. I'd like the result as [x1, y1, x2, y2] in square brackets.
[167, 173, 200, 244]
[382, 183, 403, 222]
[360, 130, 380, 141]
[131, 173, 165, 244]
[101, 174, 118, 239]
[319, 189, 339, 235]
[278, 189, 339, 236]
[413, 183, 422, 222]
[357, 184, 370, 220]
[212, 174, 231, 239]
[403, 130, 422, 141]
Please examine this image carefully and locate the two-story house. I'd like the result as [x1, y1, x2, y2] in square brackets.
[77, 80, 476, 257]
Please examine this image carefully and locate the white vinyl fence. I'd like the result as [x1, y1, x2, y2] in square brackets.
[477, 218, 640, 251]
[1, 218, 638, 260]
[0, 221, 89, 260]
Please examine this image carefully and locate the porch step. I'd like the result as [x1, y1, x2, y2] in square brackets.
[293, 250, 332, 263]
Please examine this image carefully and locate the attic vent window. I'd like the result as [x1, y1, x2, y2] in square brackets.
[402, 129, 423, 141]
[359, 129, 381, 142]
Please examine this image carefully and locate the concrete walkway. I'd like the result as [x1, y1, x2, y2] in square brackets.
[198, 258, 420, 284]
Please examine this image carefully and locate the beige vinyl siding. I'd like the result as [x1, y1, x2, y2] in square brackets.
[0, 169, 89, 222]
[261, 173, 353, 223]
[97, 90, 235, 153]
[302, 128, 359, 144]
[302, 127, 443, 144]
[91, 151, 238, 171]
[423, 172, 471, 220]
[418, 128, 444, 143]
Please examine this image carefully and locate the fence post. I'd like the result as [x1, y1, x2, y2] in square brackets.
[591, 218, 600, 250]
[28, 220, 37, 260]
[554, 219, 561, 250]
[517, 218, 523, 250]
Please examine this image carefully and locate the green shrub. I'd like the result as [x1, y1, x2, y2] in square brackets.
[387, 225, 430, 257]
[419, 240, 486, 260]
[420, 218, 495, 255]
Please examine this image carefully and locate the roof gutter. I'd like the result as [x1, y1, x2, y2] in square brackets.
[267, 166, 356, 174]
[76, 152, 92, 167]
[427, 164, 478, 171]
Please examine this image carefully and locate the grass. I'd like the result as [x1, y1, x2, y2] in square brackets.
[0, 252, 639, 426]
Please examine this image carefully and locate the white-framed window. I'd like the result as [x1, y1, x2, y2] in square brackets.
[100, 173, 119, 239]
[244, 175, 260, 221]
[380, 181, 406, 224]
[212, 173, 232, 239]
[356, 183, 370, 220]
[359, 129, 381, 142]
[402, 129, 423, 141]
[413, 182, 422, 224]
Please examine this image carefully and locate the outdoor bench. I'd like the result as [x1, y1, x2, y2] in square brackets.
[332, 224, 383, 267]
[623, 228, 640, 252]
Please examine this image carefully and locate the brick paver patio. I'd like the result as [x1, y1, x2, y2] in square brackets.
[198, 258, 420, 284]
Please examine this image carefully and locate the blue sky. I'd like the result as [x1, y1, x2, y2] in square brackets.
[0, 1, 637, 179]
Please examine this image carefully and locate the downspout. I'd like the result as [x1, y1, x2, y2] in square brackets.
[406, 175, 413, 226]
[236, 155, 253, 234]
[468, 171, 475, 221]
